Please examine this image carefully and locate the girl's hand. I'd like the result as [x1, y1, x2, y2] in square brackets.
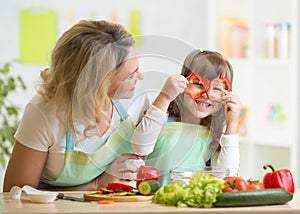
[223, 92, 242, 135]
[93, 153, 142, 189]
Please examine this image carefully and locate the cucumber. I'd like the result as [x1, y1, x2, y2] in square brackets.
[214, 188, 293, 207]
[138, 180, 160, 195]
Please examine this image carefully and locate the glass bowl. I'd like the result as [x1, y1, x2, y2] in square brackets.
[170, 166, 229, 184]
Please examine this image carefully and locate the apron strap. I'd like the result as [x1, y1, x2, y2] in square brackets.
[167, 116, 176, 122]
[66, 99, 129, 150]
[111, 99, 129, 121]
[66, 129, 76, 150]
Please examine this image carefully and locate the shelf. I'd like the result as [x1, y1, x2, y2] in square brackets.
[210, 0, 298, 186]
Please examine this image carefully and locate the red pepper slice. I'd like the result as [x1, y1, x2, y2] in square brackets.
[105, 182, 135, 192]
[263, 164, 295, 194]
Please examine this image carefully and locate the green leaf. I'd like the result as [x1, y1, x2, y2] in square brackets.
[1, 63, 10, 74]
[0, 155, 6, 170]
[6, 106, 19, 116]
[8, 77, 16, 91]
[17, 76, 27, 90]
[0, 61, 27, 168]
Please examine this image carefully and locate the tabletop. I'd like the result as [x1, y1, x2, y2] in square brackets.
[1, 189, 300, 214]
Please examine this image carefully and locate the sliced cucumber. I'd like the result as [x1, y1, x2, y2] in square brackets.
[138, 180, 160, 195]
[101, 189, 114, 194]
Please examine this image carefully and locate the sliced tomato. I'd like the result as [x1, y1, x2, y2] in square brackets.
[106, 182, 135, 192]
[223, 176, 248, 192]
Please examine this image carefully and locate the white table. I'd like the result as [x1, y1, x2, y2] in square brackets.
[1, 189, 300, 214]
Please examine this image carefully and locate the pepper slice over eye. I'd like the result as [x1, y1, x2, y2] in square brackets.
[184, 73, 232, 102]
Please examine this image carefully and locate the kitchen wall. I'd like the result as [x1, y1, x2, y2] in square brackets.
[0, 0, 210, 106]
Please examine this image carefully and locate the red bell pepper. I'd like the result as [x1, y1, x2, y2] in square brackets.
[106, 182, 135, 192]
[136, 165, 160, 188]
[263, 164, 295, 194]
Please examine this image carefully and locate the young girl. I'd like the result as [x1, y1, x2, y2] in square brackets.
[131, 49, 242, 185]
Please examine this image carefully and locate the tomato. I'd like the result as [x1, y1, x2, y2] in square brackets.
[223, 176, 248, 192]
[247, 179, 265, 190]
[136, 165, 160, 188]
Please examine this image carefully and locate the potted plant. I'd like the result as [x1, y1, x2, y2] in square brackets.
[0, 62, 26, 168]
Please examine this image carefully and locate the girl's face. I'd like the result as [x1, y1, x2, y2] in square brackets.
[183, 92, 223, 119]
[108, 53, 143, 99]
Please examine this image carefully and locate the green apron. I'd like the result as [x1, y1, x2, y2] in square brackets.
[40, 100, 136, 187]
[146, 117, 212, 186]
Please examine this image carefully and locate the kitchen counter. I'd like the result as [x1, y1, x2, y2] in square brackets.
[1, 189, 300, 214]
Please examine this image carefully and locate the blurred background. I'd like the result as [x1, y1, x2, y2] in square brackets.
[0, 0, 299, 191]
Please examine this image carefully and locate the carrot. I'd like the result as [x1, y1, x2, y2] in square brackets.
[107, 192, 120, 197]
[97, 200, 114, 204]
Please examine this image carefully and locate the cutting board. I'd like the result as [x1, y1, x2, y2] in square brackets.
[83, 193, 152, 202]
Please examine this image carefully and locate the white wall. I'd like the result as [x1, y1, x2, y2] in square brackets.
[0, 0, 209, 107]
[0, 0, 210, 192]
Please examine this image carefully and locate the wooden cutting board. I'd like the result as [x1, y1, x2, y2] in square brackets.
[83, 193, 153, 202]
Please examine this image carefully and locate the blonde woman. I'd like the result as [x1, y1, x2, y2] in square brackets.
[4, 20, 150, 191]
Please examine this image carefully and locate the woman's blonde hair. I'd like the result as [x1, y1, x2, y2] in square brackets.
[169, 49, 234, 153]
[38, 20, 135, 137]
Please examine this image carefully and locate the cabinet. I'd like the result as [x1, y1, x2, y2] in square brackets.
[207, 0, 299, 186]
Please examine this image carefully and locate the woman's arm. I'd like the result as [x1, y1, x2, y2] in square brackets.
[3, 142, 141, 191]
[3, 141, 48, 192]
[3, 142, 94, 192]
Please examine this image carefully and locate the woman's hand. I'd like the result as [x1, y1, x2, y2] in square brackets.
[92, 153, 143, 189]
[223, 92, 242, 135]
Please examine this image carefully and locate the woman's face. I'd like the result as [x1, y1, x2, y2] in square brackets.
[183, 92, 223, 119]
[108, 50, 143, 99]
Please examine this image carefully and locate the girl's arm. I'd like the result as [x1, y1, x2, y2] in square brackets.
[131, 75, 187, 156]
[210, 134, 239, 176]
[131, 105, 167, 155]
[211, 92, 242, 176]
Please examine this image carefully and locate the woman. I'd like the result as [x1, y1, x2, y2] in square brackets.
[3, 20, 149, 191]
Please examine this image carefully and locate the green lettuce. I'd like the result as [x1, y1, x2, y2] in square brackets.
[152, 172, 224, 208]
